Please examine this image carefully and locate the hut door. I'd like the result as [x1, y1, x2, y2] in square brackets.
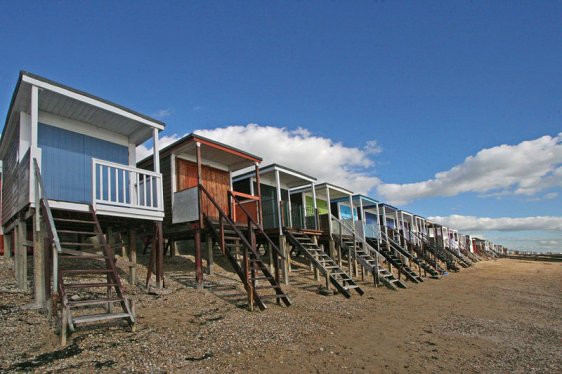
[176, 159, 198, 191]
[175, 158, 230, 220]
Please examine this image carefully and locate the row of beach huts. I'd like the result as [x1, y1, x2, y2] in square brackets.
[0, 71, 507, 345]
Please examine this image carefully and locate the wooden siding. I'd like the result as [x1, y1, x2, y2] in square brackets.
[234, 200, 258, 224]
[2, 120, 27, 226]
[160, 155, 172, 226]
[38, 123, 128, 203]
[176, 158, 230, 221]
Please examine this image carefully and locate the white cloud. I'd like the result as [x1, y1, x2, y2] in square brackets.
[153, 108, 172, 118]
[194, 124, 381, 193]
[428, 214, 562, 232]
[377, 133, 562, 205]
[135, 124, 381, 193]
[136, 133, 187, 161]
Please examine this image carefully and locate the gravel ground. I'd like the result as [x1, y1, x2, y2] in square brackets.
[0, 254, 560, 373]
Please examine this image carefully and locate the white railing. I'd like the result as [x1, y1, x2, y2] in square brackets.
[92, 158, 163, 212]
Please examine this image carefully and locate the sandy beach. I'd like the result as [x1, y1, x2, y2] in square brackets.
[0, 256, 560, 373]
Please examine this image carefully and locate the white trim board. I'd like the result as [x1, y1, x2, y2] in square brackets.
[22, 75, 164, 130]
[39, 111, 129, 147]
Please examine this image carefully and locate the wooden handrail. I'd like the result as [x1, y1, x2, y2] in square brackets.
[33, 159, 62, 254]
[228, 190, 286, 260]
[199, 184, 255, 255]
[330, 214, 382, 266]
[230, 190, 260, 201]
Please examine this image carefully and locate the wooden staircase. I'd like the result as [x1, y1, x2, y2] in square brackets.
[445, 247, 473, 268]
[369, 233, 424, 284]
[284, 231, 363, 298]
[337, 236, 406, 291]
[205, 218, 292, 310]
[416, 232, 460, 272]
[409, 244, 442, 278]
[44, 204, 135, 342]
[201, 185, 291, 311]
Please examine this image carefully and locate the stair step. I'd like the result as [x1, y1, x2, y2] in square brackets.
[68, 297, 124, 307]
[60, 242, 97, 247]
[60, 253, 111, 260]
[61, 269, 113, 275]
[251, 276, 273, 281]
[259, 293, 289, 299]
[54, 218, 96, 225]
[254, 285, 276, 290]
[64, 282, 118, 289]
[72, 312, 130, 325]
[58, 230, 98, 236]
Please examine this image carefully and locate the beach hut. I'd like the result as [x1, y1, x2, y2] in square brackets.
[289, 182, 354, 254]
[234, 166, 362, 298]
[233, 164, 318, 235]
[287, 182, 364, 296]
[352, 194, 380, 241]
[138, 136, 291, 310]
[326, 194, 407, 290]
[0, 71, 166, 342]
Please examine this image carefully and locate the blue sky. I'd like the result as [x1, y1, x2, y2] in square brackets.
[1, 1, 561, 251]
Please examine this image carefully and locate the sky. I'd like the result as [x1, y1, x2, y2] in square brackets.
[0, 1, 561, 252]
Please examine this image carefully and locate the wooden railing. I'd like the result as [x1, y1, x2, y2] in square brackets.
[331, 214, 383, 271]
[92, 158, 163, 212]
[229, 190, 260, 225]
[229, 191, 285, 261]
[199, 185, 258, 307]
[33, 158, 61, 294]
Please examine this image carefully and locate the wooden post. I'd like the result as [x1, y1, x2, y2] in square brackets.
[267, 243, 273, 273]
[206, 234, 214, 275]
[33, 212, 46, 308]
[60, 307, 68, 347]
[194, 227, 203, 289]
[128, 229, 137, 285]
[156, 222, 164, 288]
[254, 163, 262, 226]
[313, 237, 319, 281]
[3, 232, 11, 259]
[279, 235, 289, 285]
[170, 240, 178, 257]
[118, 231, 127, 259]
[17, 222, 28, 290]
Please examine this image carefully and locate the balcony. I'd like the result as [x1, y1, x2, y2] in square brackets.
[92, 158, 164, 221]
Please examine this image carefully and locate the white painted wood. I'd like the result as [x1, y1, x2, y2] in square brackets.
[91, 159, 163, 214]
[153, 128, 160, 173]
[19, 113, 31, 161]
[326, 185, 332, 236]
[175, 153, 230, 172]
[96, 205, 164, 220]
[359, 197, 365, 240]
[275, 170, 283, 236]
[171, 154, 176, 206]
[49, 200, 90, 212]
[128, 143, 136, 166]
[287, 187, 293, 227]
[39, 111, 129, 146]
[22, 75, 164, 130]
[349, 194, 355, 234]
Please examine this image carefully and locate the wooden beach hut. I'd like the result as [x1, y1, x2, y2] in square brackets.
[352, 194, 380, 241]
[138, 136, 291, 310]
[327, 193, 409, 291]
[233, 163, 318, 235]
[0, 71, 166, 343]
[287, 182, 365, 297]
